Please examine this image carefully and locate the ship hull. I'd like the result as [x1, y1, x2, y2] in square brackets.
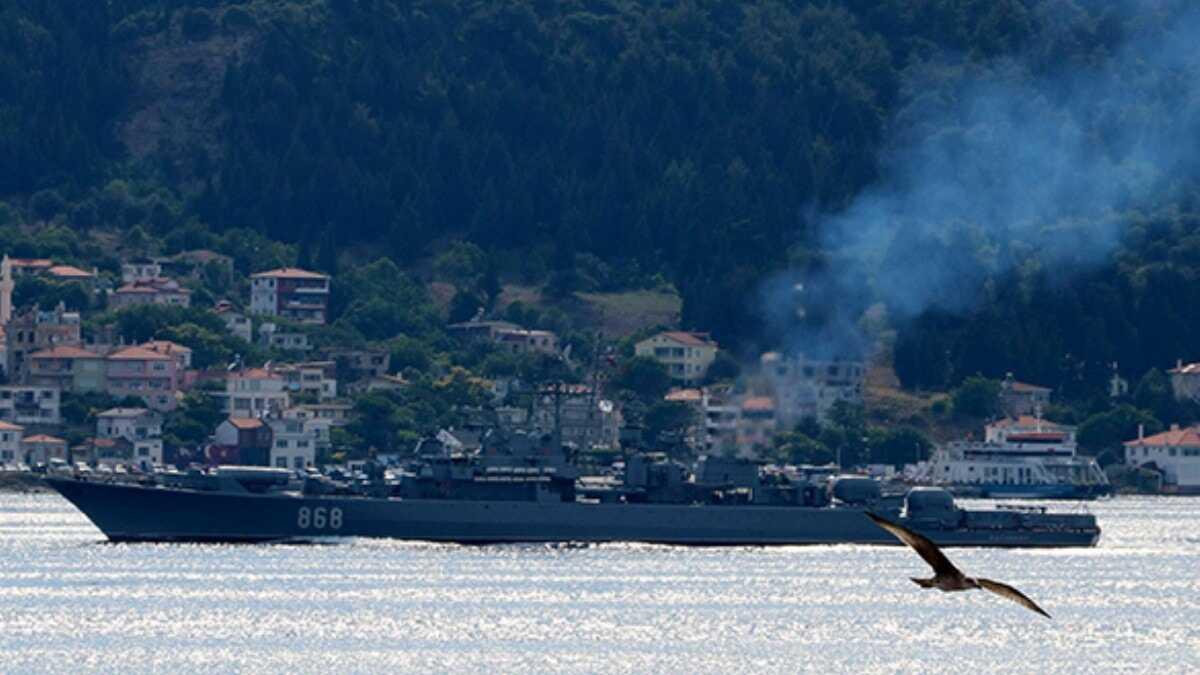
[965, 483, 1112, 500]
[46, 479, 1099, 547]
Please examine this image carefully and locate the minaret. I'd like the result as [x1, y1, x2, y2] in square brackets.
[0, 255, 13, 324]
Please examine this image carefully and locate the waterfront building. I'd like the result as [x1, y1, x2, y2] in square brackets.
[210, 417, 273, 466]
[267, 416, 318, 469]
[22, 433, 67, 465]
[1124, 424, 1200, 494]
[97, 407, 164, 467]
[0, 421, 23, 464]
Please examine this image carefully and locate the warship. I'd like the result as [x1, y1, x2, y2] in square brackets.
[46, 440, 1100, 547]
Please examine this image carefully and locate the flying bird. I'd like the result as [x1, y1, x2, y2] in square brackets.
[866, 511, 1051, 619]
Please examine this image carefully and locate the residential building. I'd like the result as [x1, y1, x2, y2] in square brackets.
[0, 386, 61, 426]
[735, 396, 777, 457]
[28, 346, 105, 392]
[282, 407, 335, 454]
[214, 300, 252, 342]
[109, 277, 191, 309]
[141, 340, 193, 369]
[0, 257, 93, 323]
[4, 302, 82, 380]
[760, 352, 865, 426]
[702, 386, 739, 454]
[635, 331, 719, 385]
[121, 259, 162, 284]
[664, 388, 706, 450]
[348, 374, 409, 395]
[105, 346, 179, 411]
[267, 416, 317, 469]
[446, 319, 521, 342]
[495, 329, 559, 355]
[22, 434, 67, 465]
[249, 267, 330, 324]
[83, 437, 134, 467]
[293, 402, 353, 426]
[96, 407, 164, 466]
[330, 348, 391, 380]
[0, 421, 23, 464]
[210, 417, 272, 466]
[999, 373, 1052, 416]
[46, 264, 96, 285]
[272, 361, 337, 401]
[1124, 424, 1200, 493]
[1168, 360, 1200, 404]
[216, 368, 289, 418]
[259, 322, 311, 352]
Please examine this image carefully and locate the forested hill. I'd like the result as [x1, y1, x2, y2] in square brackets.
[4, 0, 1200, 401]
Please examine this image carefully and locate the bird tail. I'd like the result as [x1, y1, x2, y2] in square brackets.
[910, 577, 936, 588]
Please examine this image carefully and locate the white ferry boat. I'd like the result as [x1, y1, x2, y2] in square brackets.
[914, 416, 1110, 499]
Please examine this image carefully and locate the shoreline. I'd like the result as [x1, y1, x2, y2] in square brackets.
[0, 473, 51, 494]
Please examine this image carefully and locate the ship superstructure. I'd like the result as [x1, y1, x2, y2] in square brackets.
[917, 415, 1110, 499]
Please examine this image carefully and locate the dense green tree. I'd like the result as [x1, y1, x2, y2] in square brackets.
[952, 377, 1002, 419]
[612, 356, 673, 403]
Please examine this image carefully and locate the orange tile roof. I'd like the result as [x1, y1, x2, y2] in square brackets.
[47, 265, 94, 278]
[107, 346, 171, 361]
[0, 421, 23, 431]
[252, 267, 329, 280]
[665, 388, 703, 402]
[23, 434, 65, 443]
[741, 396, 775, 411]
[988, 416, 1069, 431]
[1125, 426, 1200, 447]
[227, 417, 265, 430]
[114, 284, 158, 294]
[233, 367, 277, 380]
[658, 331, 715, 347]
[142, 340, 193, 354]
[8, 258, 52, 268]
[30, 346, 101, 359]
[1170, 362, 1200, 375]
[1007, 381, 1050, 393]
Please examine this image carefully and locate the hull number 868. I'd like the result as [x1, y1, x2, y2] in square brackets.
[297, 506, 343, 530]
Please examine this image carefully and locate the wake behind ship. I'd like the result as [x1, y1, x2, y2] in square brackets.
[47, 443, 1100, 548]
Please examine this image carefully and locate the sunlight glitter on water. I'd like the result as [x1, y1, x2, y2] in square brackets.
[1, 494, 1198, 674]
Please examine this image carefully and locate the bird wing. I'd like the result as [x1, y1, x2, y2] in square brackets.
[975, 578, 1052, 619]
[866, 512, 962, 578]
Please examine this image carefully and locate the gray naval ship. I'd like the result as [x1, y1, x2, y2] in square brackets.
[47, 437, 1100, 547]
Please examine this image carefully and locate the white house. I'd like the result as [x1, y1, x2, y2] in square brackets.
[0, 421, 23, 465]
[267, 417, 317, 469]
[760, 352, 865, 426]
[96, 407, 164, 467]
[1125, 424, 1200, 493]
[216, 368, 290, 418]
[634, 331, 718, 385]
[0, 386, 61, 426]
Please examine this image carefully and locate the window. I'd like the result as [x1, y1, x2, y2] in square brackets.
[297, 440, 309, 448]
[275, 457, 287, 468]
[294, 457, 305, 469]
[275, 440, 288, 448]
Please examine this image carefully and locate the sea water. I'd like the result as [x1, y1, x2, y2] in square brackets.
[0, 494, 1197, 674]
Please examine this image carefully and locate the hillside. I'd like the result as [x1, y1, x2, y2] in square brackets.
[3, 0, 1200, 408]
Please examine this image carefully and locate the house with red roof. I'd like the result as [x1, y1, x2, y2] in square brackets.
[105, 346, 179, 411]
[1124, 424, 1200, 493]
[210, 417, 273, 466]
[249, 267, 330, 324]
[1000, 373, 1052, 416]
[634, 331, 719, 386]
[28, 345, 105, 392]
[109, 277, 191, 309]
[21, 433, 67, 465]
